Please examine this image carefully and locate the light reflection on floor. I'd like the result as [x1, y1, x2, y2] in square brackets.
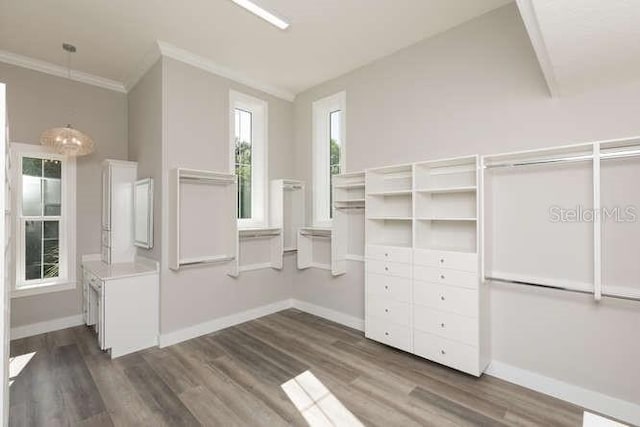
[583, 411, 628, 427]
[9, 352, 36, 387]
[281, 370, 364, 427]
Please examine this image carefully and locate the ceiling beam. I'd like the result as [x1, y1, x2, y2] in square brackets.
[516, 0, 560, 97]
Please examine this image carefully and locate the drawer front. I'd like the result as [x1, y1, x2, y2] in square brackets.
[413, 308, 478, 346]
[413, 265, 477, 289]
[367, 260, 412, 279]
[366, 317, 411, 352]
[413, 249, 477, 273]
[367, 245, 412, 264]
[367, 296, 410, 327]
[367, 273, 411, 303]
[414, 330, 479, 376]
[413, 281, 478, 317]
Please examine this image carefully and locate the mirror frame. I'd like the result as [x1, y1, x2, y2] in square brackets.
[134, 178, 154, 249]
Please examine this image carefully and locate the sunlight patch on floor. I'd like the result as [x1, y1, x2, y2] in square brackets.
[583, 411, 628, 427]
[9, 352, 36, 386]
[282, 370, 363, 427]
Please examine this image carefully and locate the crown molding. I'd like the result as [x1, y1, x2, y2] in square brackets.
[0, 49, 127, 93]
[156, 41, 295, 102]
[0, 43, 296, 101]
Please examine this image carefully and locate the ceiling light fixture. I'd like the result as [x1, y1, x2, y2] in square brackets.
[231, 0, 290, 30]
[40, 43, 95, 157]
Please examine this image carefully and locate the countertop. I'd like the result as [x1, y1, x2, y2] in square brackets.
[82, 259, 158, 280]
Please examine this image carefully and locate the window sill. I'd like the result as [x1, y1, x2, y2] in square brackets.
[12, 281, 77, 299]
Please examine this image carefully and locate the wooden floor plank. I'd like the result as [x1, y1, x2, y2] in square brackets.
[9, 308, 585, 427]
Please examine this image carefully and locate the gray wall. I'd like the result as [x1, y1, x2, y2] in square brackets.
[128, 60, 163, 261]
[292, 4, 640, 404]
[159, 58, 295, 334]
[0, 62, 128, 327]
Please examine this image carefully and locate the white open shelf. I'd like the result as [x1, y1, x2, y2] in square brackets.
[365, 156, 479, 253]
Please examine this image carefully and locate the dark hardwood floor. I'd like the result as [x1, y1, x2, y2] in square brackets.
[9, 309, 585, 426]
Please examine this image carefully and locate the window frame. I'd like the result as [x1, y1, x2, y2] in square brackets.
[312, 91, 346, 227]
[12, 143, 76, 298]
[229, 90, 269, 229]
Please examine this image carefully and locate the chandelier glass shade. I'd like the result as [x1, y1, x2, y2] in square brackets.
[41, 124, 95, 156]
[40, 43, 95, 157]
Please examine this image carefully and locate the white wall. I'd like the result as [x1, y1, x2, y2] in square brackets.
[293, 4, 640, 404]
[128, 60, 163, 261]
[159, 58, 296, 335]
[0, 62, 128, 328]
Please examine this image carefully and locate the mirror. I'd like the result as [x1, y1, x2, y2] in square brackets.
[134, 178, 154, 249]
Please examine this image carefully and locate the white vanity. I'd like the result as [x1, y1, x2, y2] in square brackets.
[83, 159, 158, 358]
[82, 256, 158, 358]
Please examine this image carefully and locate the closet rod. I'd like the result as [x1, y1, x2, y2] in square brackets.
[600, 149, 640, 160]
[283, 185, 303, 190]
[484, 154, 593, 169]
[299, 232, 331, 238]
[335, 206, 365, 210]
[180, 176, 235, 184]
[486, 276, 640, 302]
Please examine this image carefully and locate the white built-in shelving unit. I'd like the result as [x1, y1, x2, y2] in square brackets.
[238, 227, 282, 272]
[365, 155, 489, 377]
[270, 179, 305, 253]
[169, 168, 237, 274]
[332, 172, 366, 275]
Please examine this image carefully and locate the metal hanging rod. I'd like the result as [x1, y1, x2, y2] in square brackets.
[486, 276, 640, 302]
[239, 231, 281, 239]
[484, 154, 593, 169]
[283, 184, 303, 190]
[335, 206, 365, 210]
[299, 230, 331, 238]
[600, 149, 640, 161]
[179, 255, 236, 267]
[180, 176, 235, 184]
[484, 147, 640, 169]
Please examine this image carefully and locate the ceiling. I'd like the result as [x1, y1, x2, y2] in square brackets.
[518, 0, 640, 96]
[0, 0, 511, 98]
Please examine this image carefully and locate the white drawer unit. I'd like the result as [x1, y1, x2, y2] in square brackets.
[367, 273, 411, 303]
[366, 296, 411, 326]
[367, 245, 412, 264]
[413, 281, 478, 318]
[364, 156, 488, 377]
[413, 249, 477, 273]
[413, 308, 478, 346]
[366, 317, 411, 352]
[414, 330, 480, 376]
[367, 259, 412, 279]
[413, 265, 478, 289]
[82, 256, 159, 358]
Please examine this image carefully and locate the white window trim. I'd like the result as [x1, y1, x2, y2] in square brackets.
[312, 91, 346, 227]
[11, 143, 76, 298]
[229, 90, 269, 229]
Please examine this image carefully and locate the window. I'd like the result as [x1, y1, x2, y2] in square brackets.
[12, 143, 76, 297]
[229, 90, 268, 228]
[313, 91, 346, 226]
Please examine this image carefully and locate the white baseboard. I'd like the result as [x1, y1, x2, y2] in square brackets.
[158, 299, 293, 347]
[486, 361, 640, 426]
[291, 299, 364, 331]
[11, 314, 84, 340]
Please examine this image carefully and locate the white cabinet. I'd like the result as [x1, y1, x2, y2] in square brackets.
[364, 156, 489, 377]
[102, 160, 137, 264]
[82, 257, 159, 358]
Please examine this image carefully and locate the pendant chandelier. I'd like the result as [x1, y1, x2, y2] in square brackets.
[40, 43, 95, 156]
